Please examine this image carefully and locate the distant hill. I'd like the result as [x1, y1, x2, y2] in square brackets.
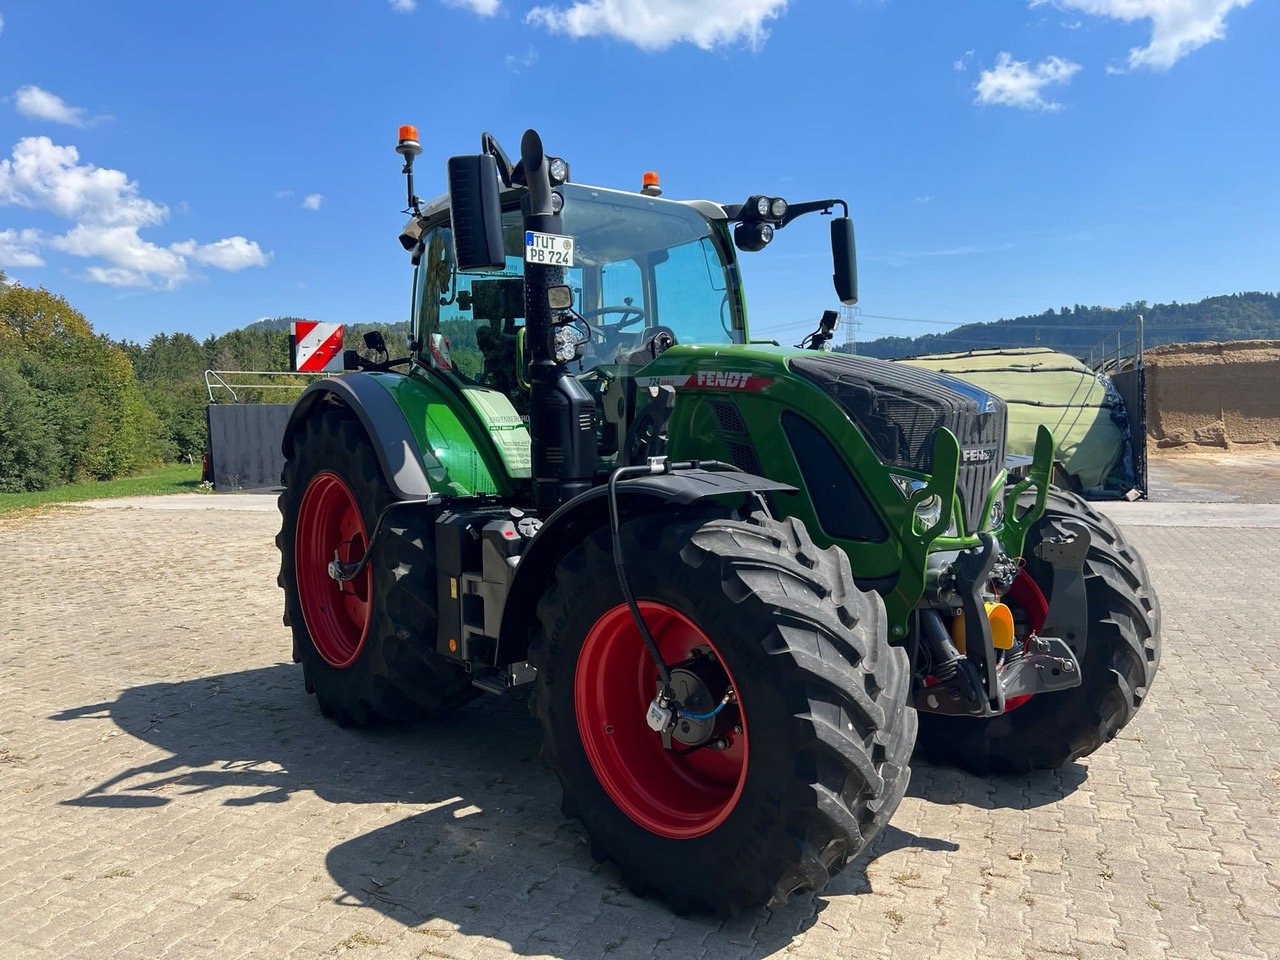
[850, 292, 1280, 361]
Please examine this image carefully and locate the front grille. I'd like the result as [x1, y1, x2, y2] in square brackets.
[789, 354, 1006, 533]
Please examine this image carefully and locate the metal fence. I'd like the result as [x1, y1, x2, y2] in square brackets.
[204, 369, 328, 403]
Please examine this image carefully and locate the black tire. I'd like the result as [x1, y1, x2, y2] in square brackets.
[917, 488, 1161, 774]
[277, 407, 475, 726]
[528, 509, 915, 916]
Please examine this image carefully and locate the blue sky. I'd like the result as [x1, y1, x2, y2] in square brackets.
[1, 0, 1276, 348]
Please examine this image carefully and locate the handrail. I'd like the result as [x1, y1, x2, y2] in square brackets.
[204, 369, 331, 403]
[1083, 315, 1144, 372]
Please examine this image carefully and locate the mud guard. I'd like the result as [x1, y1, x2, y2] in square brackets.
[493, 468, 796, 666]
[282, 374, 442, 500]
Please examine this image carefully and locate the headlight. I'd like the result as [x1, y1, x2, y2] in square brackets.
[770, 197, 787, 219]
[553, 325, 578, 363]
[550, 190, 564, 213]
[734, 221, 774, 252]
[756, 196, 771, 217]
[547, 157, 569, 185]
[914, 494, 943, 529]
[989, 496, 1005, 528]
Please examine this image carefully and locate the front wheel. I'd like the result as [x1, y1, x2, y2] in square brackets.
[528, 509, 915, 915]
[917, 488, 1161, 774]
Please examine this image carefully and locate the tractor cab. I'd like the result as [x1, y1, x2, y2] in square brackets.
[409, 183, 748, 466]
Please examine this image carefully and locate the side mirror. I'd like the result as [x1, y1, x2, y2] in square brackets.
[447, 154, 506, 272]
[363, 330, 387, 355]
[831, 216, 858, 306]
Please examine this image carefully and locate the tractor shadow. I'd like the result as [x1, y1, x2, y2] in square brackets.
[53, 664, 1085, 957]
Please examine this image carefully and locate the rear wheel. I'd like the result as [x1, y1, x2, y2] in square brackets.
[529, 509, 915, 915]
[277, 407, 475, 726]
[917, 488, 1161, 773]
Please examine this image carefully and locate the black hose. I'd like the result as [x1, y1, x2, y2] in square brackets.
[331, 498, 436, 583]
[605, 458, 747, 698]
[607, 464, 673, 690]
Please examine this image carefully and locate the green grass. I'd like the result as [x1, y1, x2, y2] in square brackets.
[0, 463, 203, 516]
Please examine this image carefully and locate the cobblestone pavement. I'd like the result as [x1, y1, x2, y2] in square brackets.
[2, 496, 1278, 960]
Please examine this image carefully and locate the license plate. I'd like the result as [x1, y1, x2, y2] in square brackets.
[525, 231, 575, 267]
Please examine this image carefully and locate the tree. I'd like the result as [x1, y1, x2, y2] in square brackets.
[0, 283, 163, 487]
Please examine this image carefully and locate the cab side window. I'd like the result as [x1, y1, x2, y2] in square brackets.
[416, 221, 525, 392]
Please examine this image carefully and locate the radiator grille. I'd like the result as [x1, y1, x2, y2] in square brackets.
[790, 354, 1007, 532]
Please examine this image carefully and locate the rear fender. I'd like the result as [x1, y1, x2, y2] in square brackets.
[283, 374, 443, 499]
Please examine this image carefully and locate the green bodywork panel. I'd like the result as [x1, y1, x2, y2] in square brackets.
[640, 344, 1054, 634]
[364, 367, 530, 498]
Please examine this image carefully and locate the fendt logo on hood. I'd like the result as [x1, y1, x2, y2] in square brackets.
[962, 446, 998, 464]
[635, 371, 774, 391]
[690, 371, 775, 391]
[695, 371, 753, 389]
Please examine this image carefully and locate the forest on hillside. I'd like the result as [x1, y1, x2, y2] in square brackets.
[2, 270, 1277, 494]
[851, 292, 1280, 359]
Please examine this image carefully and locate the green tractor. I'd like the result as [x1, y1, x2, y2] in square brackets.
[277, 126, 1161, 914]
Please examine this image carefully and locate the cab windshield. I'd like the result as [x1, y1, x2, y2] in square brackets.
[556, 184, 744, 352]
[415, 184, 744, 393]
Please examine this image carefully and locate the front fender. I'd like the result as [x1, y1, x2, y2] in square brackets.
[493, 468, 795, 666]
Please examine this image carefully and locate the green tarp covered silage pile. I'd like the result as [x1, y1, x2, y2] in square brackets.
[894, 347, 1127, 490]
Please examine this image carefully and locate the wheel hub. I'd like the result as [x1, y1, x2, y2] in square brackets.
[668, 655, 728, 746]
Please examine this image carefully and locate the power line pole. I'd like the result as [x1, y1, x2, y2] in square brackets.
[841, 304, 860, 353]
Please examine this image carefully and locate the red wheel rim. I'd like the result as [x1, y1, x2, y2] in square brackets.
[295, 471, 372, 669]
[1003, 569, 1049, 712]
[575, 602, 749, 840]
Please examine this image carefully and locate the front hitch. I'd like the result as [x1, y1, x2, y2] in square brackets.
[915, 524, 1087, 718]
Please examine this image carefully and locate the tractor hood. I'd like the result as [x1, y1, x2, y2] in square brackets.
[639, 344, 1008, 535]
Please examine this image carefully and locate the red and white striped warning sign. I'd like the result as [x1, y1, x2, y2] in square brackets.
[291, 321, 345, 372]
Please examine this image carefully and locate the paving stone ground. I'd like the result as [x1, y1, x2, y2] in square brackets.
[2, 495, 1278, 960]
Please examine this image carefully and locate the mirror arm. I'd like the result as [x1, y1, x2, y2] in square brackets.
[779, 198, 847, 228]
[481, 132, 515, 187]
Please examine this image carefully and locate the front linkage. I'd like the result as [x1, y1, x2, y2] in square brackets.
[898, 423, 1087, 719]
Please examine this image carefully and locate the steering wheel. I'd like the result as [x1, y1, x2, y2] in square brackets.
[580, 305, 648, 331]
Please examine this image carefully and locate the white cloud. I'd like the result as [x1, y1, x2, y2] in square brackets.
[1031, 0, 1252, 70]
[274, 189, 294, 200]
[0, 137, 165, 226]
[52, 224, 188, 287]
[0, 136, 271, 289]
[301, 193, 324, 211]
[0, 15, 5, 38]
[389, 0, 417, 11]
[443, 0, 501, 13]
[974, 52, 1081, 111]
[172, 236, 271, 271]
[525, 0, 788, 51]
[0, 228, 44, 267]
[14, 85, 105, 127]
[954, 49, 976, 72]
